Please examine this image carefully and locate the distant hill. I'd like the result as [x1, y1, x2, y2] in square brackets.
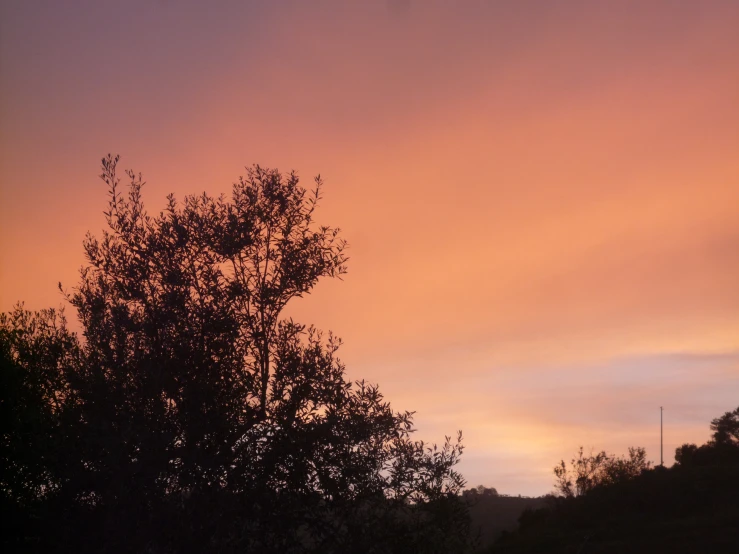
[466, 495, 545, 550]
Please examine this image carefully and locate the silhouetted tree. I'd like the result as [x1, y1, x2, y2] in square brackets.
[673, 406, 739, 469]
[710, 406, 739, 446]
[674, 442, 700, 466]
[462, 485, 498, 500]
[0, 307, 79, 506]
[553, 446, 650, 497]
[0, 306, 86, 551]
[2, 156, 471, 553]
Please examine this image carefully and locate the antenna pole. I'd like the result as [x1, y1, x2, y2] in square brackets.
[660, 406, 663, 466]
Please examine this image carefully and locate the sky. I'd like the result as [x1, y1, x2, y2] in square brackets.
[1, 0, 738, 496]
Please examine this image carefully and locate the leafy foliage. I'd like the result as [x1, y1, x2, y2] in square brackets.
[674, 405, 739, 469]
[710, 406, 739, 446]
[1, 156, 471, 553]
[553, 445, 651, 497]
[0, 307, 79, 506]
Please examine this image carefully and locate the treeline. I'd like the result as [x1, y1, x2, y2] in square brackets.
[1, 157, 473, 554]
[489, 407, 739, 553]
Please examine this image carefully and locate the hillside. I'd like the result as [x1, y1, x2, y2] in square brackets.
[467, 495, 545, 550]
[488, 457, 739, 553]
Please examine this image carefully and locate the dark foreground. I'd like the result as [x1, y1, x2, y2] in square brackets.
[489, 455, 739, 553]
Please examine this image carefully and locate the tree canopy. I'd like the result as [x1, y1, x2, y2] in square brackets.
[710, 406, 739, 446]
[1, 156, 471, 554]
[553, 446, 651, 498]
[674, 404, 739, 468]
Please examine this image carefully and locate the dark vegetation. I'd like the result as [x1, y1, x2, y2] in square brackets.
[466, 493, 544, 550]
[1, 156, 471, 553]
[1, 155, 736, 552]
[489, 408, 739, 553]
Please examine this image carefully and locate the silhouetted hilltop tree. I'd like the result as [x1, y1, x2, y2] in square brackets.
[674, 404, 739, 468]
[553, 445, 650, 497]
[710, 406, 739, 446]
[462, 485, 498, 501]
[1, 155, 471, 554]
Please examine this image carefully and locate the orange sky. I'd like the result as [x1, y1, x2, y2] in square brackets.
[1, 0, 738, 495]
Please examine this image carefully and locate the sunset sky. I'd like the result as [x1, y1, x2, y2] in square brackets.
[1, 0, 738, 496]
